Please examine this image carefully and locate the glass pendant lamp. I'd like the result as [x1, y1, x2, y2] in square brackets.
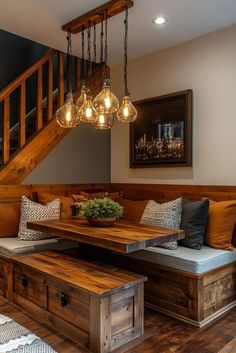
[93, 78, 119, 114]
[79, 93, 98, 123]
[93, 12, 119, 117]
[95, 112, 114, 130]
[56, 92, 81, 128]
[56, 32, 81, 128]
[79, 23, 98, 124]
[117, 7, 137, 123]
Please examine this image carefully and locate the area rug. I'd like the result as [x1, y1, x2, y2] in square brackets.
[218, 338, 236, 353]
[0, 314, 56, 353]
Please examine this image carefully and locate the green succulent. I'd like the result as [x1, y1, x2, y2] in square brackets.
[80, 198, 123, 218]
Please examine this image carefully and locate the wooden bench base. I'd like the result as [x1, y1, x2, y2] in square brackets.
[5, 252, 146, 353]
[112, 254, 236, 328]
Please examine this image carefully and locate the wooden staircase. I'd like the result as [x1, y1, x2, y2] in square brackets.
[0, 49, 107, 184]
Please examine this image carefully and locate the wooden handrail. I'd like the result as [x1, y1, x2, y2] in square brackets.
[0, 49, 56, 102]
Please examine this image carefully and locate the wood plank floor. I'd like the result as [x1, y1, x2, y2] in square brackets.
[0, 296, 236, 353]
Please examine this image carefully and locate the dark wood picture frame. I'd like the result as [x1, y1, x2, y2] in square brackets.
[130, 90, 192, 168]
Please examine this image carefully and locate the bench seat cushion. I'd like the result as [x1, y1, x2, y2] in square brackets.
[128, 246, 236, 274]
[0, 237, 78, 256]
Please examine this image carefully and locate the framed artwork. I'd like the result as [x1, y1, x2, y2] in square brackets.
[130, 90, 192, 168]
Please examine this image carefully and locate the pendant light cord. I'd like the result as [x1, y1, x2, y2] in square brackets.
[124, 7, 129, 96]
[81, 26, 85, 83]
[87, 21, 91, 75]
[67, 31, 73, 93]
[100, 14, 104, 64]
[104, 10, 108, 66]
[93, 21, 97, 67]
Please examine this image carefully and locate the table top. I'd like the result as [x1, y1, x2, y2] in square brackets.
[27, 219, 185, 254]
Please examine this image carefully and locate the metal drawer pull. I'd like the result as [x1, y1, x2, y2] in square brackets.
[22, 276, 28, 288]
[60, 292, 69, 307]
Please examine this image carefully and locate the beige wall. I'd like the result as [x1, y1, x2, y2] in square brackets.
[24, 125, 110, 184]
[111, 25, 236, 185]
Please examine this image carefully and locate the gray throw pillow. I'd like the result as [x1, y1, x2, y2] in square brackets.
[179, 197, 209, 250]
[140, 198, 182, 250]
[18, 196, 61, 241]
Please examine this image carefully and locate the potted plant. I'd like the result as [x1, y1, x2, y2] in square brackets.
[80, 198, 123, 227]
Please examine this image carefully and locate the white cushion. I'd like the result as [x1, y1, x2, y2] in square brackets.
[0, 237, 78, 256]
[128, 245, 236, 274]
[18, 196, 61, 241]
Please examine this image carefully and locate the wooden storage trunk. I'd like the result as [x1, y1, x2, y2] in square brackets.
[10, 251, 147, 353]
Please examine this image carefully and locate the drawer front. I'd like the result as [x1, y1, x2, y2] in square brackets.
[48, 285, 90, 333]
[13, 266, 46, 308]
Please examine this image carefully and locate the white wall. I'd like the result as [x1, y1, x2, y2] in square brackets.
[24, 125, 110, 184]
[111, 25, 236, 185]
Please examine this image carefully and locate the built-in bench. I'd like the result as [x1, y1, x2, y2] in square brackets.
[112, 246, 236, 328]
[110, 183, 236, 327]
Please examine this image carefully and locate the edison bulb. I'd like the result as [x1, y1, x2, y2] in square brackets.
[117, 96, 137, 123]
[95, 113, 114, 130]
[79, 94, 98, 123]
[56, 92, 81, 128]
[93, 79, 119, 114]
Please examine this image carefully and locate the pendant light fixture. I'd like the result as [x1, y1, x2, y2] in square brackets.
[56, 32, 81, 128]
[117, 6, 137, 123]
[78, 22, 98, 123]
[59, 0, 136, 130]
[93, 12, 119, 117]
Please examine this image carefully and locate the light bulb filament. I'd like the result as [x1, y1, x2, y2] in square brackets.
[123, 106, 129, 118]
[85, 108, 92, 118]
[66, 110, 71, 122]
[99, 114, 105, 124]
[104, 97, 111, 109]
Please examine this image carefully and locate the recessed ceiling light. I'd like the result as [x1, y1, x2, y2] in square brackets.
[153, 16, 167, 25]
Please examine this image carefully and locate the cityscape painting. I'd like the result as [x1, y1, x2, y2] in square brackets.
[130, 90, 192, 168]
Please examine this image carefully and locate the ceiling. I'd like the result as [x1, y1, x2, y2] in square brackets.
[0, 0, 236, 65]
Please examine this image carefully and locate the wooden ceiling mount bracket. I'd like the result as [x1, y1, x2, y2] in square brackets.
[62, 0, 133, 34]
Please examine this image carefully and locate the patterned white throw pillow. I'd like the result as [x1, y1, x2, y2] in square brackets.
[18, 196, 61, 241]
[140, 198, 182, 250]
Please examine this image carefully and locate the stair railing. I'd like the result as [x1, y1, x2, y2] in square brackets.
[0, 49, 69, 165]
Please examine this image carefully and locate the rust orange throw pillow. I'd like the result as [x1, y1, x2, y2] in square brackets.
[117, 198, 148, 223]
[205, 200, 236, 250]
[0, 202, 21, 237]
[38, 191, 73, 219]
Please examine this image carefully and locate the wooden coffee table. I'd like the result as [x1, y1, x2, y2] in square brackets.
[27, 219, 185, 253]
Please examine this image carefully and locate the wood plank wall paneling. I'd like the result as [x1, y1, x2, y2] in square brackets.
[112, 183, 236, 202]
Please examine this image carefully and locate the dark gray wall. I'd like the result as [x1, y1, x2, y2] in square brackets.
[23, 125, 111, 184]
[0, 29, 48, 91]
[0, 29, 49, 131]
